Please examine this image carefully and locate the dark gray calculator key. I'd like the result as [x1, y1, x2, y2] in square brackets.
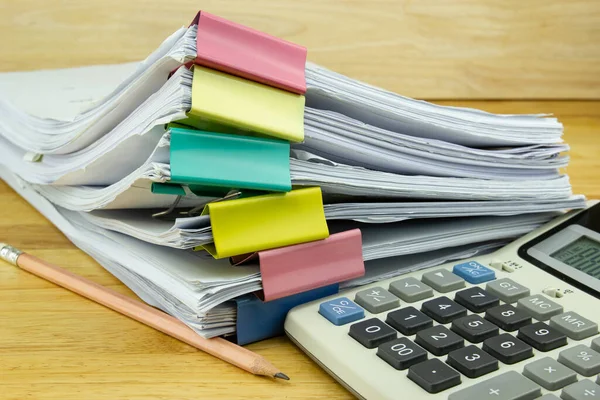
[377, 337, 428, 370]
[348, 318, 397, 349]
[421, 269, 466, 293]
[448, 371, 541, 400]
[407, 358, 461, 394]
[485, 278, 531, 304]
[561, 379, 600, 400]
[415, 325, 464, 356]
[386, 306, 433, 335]
[454, 287, 500, 313]
[388, 277, 434, 303]
[517, 322, 567, 352]
[421, 296, 467, 324]
[485, 303, 532, 332]
[451, 314, 499, 343]
[446, 345, 499, 378]
[517, 294, 563, 321]
[483, 333, 534, 364]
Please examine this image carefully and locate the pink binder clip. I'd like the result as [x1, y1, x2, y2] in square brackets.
[190, 11, 307, 94]
[232, 229, 365, 302]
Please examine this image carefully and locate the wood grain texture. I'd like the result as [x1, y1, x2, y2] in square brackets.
[0, 96, 598, 398]
[0, 2, 599, 398]
[0, 0, 599, 99]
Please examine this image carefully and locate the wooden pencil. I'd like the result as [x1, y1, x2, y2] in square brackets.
[0, 243, 289, 380]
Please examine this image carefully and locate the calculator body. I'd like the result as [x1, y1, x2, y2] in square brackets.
[285, 201, 600, 400]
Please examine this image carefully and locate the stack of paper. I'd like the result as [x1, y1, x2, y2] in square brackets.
[0, 166, 527, 338]
[0, 12, 586, 341]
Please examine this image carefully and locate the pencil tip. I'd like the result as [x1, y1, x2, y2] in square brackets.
[274, 372, 290, 381]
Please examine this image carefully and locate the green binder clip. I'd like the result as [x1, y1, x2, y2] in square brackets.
[169, 127, 292, 193]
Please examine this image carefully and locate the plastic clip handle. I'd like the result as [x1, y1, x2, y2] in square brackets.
[185, 66, 305, 143]
[191, 11, 307, 94]
[169, 128, 291, 192]
[240, 229, 365, 302]
[200, 187, 329, 258]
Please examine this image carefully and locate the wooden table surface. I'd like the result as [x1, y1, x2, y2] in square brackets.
[0, 103, 598, 399]
[1, 2, 600, 399]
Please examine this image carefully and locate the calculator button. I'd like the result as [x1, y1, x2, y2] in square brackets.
[522, 357, 577, 391]
[537, 395, 560, 400]
[376, 337, 427, 370]
[407, 358, 461, 394]
[485, 278, 531, 303]
[448, 371, 541, 400]
[446, 345, 499, 378]
[593, 337, 600, 352]
[454, 287, 500, 313]
[482, 333, 534, 364]
[421, 269, 466, 293]
[421, 296, 468, 324]
[319, 297, 364, 325]
[388, 277, 434, 302]
[485, 304, 532, 331]
[561, 379, 600, 400]
[348, 318, 397, 349]
[517, 322, 567, 352]
[386, 306, 433, 335]
[452, 261, 496, 284]
[517, 294, 563, 321]
[549, 312, 599, 340]
[558, 344, 600, 377]
[354, 286, 399, 314]
[415, 325, 464, 356]
[451, 314, 500, 343]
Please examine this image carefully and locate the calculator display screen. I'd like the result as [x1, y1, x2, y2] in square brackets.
[551, 236, 600, 278]
[518, 202, 600, 297]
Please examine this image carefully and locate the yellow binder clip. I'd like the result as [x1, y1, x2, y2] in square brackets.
[181, 66, 305, 142]
[198, 187, 329, 258]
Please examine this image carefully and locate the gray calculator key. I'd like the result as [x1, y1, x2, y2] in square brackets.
[421, 269, 465, 293]
[354, 286, 399, 314]
[522, 357, 577, 390]
[485, 278, 531, 303]
[560, 379, 600, 400]
[538, 395, 561, 400]
[592, 337, 600, 352]
[550, 312, 599, 340]
[558, 344, 600, 377]
[388, 277, 434, 302]
[448, 370, 541, 400]
[517, 294, 563, 321]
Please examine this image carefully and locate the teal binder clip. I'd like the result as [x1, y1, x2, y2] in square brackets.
[169, 127, 292, 192]
[151, 182, 186, 196]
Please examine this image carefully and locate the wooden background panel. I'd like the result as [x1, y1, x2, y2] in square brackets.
[0, 0, 599, 99]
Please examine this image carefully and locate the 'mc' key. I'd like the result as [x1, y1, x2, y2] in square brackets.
[550, 311, 599, 340]
[517, 295, 563, 321]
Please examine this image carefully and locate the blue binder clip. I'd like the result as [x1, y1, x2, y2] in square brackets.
[234, 284, 339, 345]
[169, 127, 292, 192]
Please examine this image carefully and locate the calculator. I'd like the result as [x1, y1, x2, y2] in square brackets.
[285, 201, 600, 400]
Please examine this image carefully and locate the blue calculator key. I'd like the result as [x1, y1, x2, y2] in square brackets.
[453, 261, 496, 284]
[319, 297, 365, 325]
